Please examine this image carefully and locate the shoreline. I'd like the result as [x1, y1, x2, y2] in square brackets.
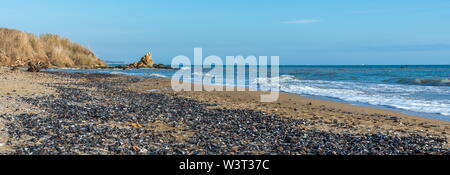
[100, 69, 449, 124]
[296, 93, 450, 122]
[45, 66, 450, 122]
[1, 67, 449, 154]
[126, 76, 450, 134]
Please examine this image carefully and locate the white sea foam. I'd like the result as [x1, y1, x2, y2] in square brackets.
[148, 73, 168, 78]
[145, 89, 161, 92]
[180, 67, 191, 71]
[110, 71, 128, 75]
[192, 72, 216, 78]
[254, 75, 450, 116]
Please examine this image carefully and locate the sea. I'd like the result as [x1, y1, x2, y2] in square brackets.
[46, 65, 450, 121]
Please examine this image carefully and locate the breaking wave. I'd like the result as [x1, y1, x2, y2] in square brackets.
[392, 78, 450, 86]
[254, 75, 450, 116]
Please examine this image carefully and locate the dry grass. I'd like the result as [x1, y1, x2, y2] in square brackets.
[0, 28, 106, 68]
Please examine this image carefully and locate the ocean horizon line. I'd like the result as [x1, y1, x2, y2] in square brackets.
[103, 63, 450, 67]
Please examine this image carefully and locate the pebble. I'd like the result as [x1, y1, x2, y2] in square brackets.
[2, 72, 449, 155]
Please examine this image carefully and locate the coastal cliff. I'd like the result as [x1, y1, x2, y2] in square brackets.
[0, 28, 106, 69]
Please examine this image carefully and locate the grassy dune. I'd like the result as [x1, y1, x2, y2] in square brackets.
[0, 28, 105, 68]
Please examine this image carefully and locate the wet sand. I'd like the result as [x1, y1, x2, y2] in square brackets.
[128, 77, 450, 137]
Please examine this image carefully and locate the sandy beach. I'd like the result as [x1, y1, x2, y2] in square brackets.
[0, 66, 449, 155]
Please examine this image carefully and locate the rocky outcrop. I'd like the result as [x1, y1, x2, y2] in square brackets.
[128, 52, 155, 68]
[99, 52, 172, 70]
[153, 64, 173, 69]
[0, 28, 106, 69]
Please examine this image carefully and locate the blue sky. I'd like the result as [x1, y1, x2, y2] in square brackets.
[1, 0, 450, 65]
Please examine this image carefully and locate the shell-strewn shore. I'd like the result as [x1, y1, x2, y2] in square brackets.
[0, 67, 449, 155]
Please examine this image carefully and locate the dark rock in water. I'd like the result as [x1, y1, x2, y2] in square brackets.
[153, 64, 173, 70]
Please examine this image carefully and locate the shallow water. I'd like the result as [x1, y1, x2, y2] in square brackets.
[46, 65, 450, 121]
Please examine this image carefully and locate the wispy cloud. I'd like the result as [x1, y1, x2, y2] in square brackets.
[282, 19, 321, 24]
